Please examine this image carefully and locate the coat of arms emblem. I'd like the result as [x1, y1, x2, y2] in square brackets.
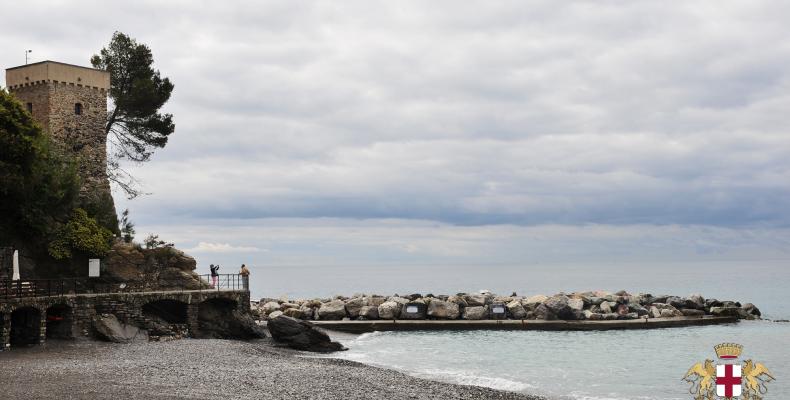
[683, 343, 775, 399]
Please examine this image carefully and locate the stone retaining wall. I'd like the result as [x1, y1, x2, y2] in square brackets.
[0, 289, 250, 350]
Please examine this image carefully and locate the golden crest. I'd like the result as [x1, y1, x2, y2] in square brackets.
[682, 343, 775, 399]
[741, 360, 775, 399]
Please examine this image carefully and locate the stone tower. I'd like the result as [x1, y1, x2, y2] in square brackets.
[5, 61, 114, 207]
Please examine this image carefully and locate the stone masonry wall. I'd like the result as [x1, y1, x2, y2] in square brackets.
[9, 82, 113, 205]
[0, 290, 250, 350]
[9, 84, 51, 132]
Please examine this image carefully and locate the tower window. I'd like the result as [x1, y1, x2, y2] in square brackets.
[26, 103, 33, 113]
[74, 103, 82, 115]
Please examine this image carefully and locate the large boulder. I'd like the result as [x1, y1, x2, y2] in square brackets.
[427, 299, 460, 319]
[267, 315, 345, 352]
[463, 306, 488, 320]
[543, 295, 575, 319]
[387, 297, 411, 306]
[705, 298, 723, 309]
[630, 305, 649, 317]
[282, 308, 304, 319]
[667, 296, 686, 309]
[358, 306, 379, 320]
[742, 303, 761, 318]
[368, 296, 387, 307]
[344, 297, 366, 318]
[261, 301, 281, 315]
[523, 295, 548, 307]
[632, 293, 653, 306]
[710, 306, 749, 319]
[506, 300, 527, 319]
[197, 302, 267, 339]
[686, 294, 705, 310]
[378, 301, 402, 320]
[93, 314, 146, 343]
[568, 298, 584, 312]
[318, 300, 347, 320]
[299, 306, 315, 320]
[465, 294, 488, 307]
[681, 309, 705, 317]
[447, 295, 468, 307]
[534, 304, 557, 320]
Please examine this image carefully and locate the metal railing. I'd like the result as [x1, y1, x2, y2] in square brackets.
[0, 273, 248, 299]
[0, 278, 89, 299]
[198, 274, 248, 291]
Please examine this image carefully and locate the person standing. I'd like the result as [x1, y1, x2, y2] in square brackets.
[210, 264, 220, 288]
[240, 264, 250, 290]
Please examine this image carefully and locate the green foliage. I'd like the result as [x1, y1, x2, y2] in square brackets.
[91, 31, 175, 198]
[81, 190, 121, 235]
[0, 89, 80, 239]
[119, 209, 136, 243]
[48, 209, 114, 260]
[143, 234, 173, 250]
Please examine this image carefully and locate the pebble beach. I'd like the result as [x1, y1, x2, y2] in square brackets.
[0, 338, 544, 400]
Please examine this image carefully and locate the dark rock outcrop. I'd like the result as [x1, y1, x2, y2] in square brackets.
[103, 243, 207, 291]
[197, 301, 266, 339]
[268, 315, 345, 352]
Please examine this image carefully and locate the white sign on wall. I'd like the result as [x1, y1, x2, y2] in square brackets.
[406, 306, 419, 313]
[89, 259, 101, 277]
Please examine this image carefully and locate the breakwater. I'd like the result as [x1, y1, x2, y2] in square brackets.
[251, 290, 761, 326]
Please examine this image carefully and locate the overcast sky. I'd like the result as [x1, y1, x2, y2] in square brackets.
[2, 1, 789, 271]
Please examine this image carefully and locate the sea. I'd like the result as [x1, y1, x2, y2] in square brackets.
[249, 260, 790, 400]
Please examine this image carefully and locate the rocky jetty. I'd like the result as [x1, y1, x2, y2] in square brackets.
[251, 290, 762, 322]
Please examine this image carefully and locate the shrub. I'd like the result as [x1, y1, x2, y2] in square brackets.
[48, 208, 114, 260]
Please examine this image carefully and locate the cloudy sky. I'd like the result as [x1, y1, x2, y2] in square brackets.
[2, 1, 789, 272]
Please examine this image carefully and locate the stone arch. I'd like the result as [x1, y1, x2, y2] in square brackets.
[10, 306, 41, 347]
[142, 299, 189, 337]
[197, 297, 240, 338]
[142, 299, 188, 324]
[46, 303, 73, 340]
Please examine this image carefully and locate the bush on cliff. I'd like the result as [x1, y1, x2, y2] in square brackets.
[48, 208, 114, 260]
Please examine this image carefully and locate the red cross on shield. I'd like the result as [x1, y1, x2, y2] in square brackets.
[716, 364, 742, 397]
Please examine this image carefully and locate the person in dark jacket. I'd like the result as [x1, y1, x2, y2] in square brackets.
[210, 264, 220, 288]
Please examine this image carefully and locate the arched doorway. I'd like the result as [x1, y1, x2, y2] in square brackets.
[46, 304, 73, 340]
[10, 307, 41, 346]
[197, 298, 238, 338]
[142, 300, 188, 324]
[142, 299, 189, 337]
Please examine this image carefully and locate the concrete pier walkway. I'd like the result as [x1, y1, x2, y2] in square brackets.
[312, 315, 737, 333]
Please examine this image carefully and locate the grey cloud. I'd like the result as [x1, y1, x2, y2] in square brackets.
[3, 1, 790, 230]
